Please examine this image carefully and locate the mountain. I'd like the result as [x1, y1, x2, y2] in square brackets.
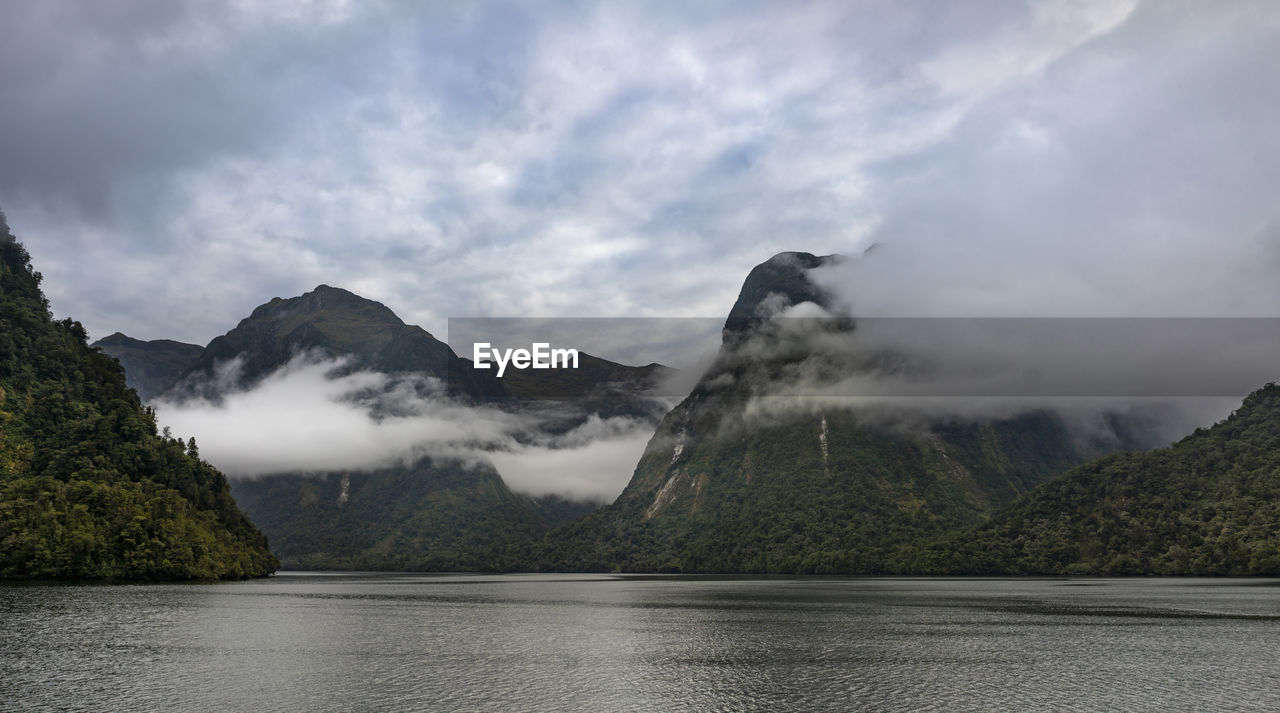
[92, 332, 203, 401]
[0, 214, 276, 580]
[723, 251, 841, 339]
[133, 284, 671, 569]
[523, 252, 1143, 573]
[169, 284, 506, 402]
[907, 383, 1280, 575]
[501, 351, 671, 401]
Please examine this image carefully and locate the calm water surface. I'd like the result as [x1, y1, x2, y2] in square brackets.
[2, 574, 1278, 712]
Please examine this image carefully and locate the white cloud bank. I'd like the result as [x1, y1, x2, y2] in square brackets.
[154, 352, 660, 502]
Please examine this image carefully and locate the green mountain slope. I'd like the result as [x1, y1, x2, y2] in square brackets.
[521, 252, 1137, 573]
[0, 214, 276, 580]
[907, 384, 1280, 575]
[92, 332, 203, 401]
[228, 459, 552, 570]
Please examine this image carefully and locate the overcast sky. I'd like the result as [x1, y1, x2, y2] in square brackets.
[3, 0, 1279, 347]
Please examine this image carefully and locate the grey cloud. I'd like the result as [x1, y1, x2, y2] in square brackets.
[1, 0, 1277, 371]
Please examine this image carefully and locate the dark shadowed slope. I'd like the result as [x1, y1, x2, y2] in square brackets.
[229, 460, 553, 571]
[92, 332, 203, 401]
[170, 284, 506, 402]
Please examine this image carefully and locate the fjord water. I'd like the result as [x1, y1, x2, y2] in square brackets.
[3, 575, 1278, 712]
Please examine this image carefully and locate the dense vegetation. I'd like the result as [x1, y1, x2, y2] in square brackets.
[0, 214, 276, 579]
[229, 459, 572, 571]
[904, 384, 1280, 575]
[507, 399, 1098, 573]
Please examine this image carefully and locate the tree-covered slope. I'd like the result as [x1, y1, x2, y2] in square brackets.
[907, 384, 1280, 575]
[516, 252, 1136, 573]
[229, 458, 554, 571]
[92, 332, 203, 401]
[526, 391, 1090, 573]
[0, 215, 276, 580]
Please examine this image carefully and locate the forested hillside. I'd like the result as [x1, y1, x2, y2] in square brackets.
[0, 214, 276, 579]
[906, 384, 1280, 575]
[229, 459, 554, 571]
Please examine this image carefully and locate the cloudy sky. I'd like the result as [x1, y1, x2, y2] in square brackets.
[3, 0, 1280, 347]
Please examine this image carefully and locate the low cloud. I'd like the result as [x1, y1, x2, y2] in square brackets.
[714, 299, 1278, 447]
[488, 416, 654, 501]
[155, 351, 660, 502]
[155, 353, 521, 475]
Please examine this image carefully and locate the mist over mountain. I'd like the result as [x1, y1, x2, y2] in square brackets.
[27, 229, 1280, 576]
[96, 283, 676, 569]
[523, 251, 1190, 573]
[169, 284, 506, 403]
[141, 285, 672, 496]
[79, 241, 1280, 576]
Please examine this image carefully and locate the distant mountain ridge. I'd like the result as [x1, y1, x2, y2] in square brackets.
[91, 332, 203, 401]
[97, 284, 673, 407]
[169, 284, 506, 402]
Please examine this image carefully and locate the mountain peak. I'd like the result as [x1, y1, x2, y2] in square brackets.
[170, 285, 507, 401]
[763, 251, 826, 266]
[724, 251, 844, 339]
[246, 284, 405, 328]
[95, 331, 137, 346]
[309, 283, 354, 297]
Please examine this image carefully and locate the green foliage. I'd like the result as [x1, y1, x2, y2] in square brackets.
[0, 476, 272, 579]
[230, 460, 555, 571]
[502, 388, 1094, 574]
[904, 384, 1280, 575]
[0, 223, 275, 580]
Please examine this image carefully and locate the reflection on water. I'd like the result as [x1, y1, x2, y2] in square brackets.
[3, 574, 1279, 712]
